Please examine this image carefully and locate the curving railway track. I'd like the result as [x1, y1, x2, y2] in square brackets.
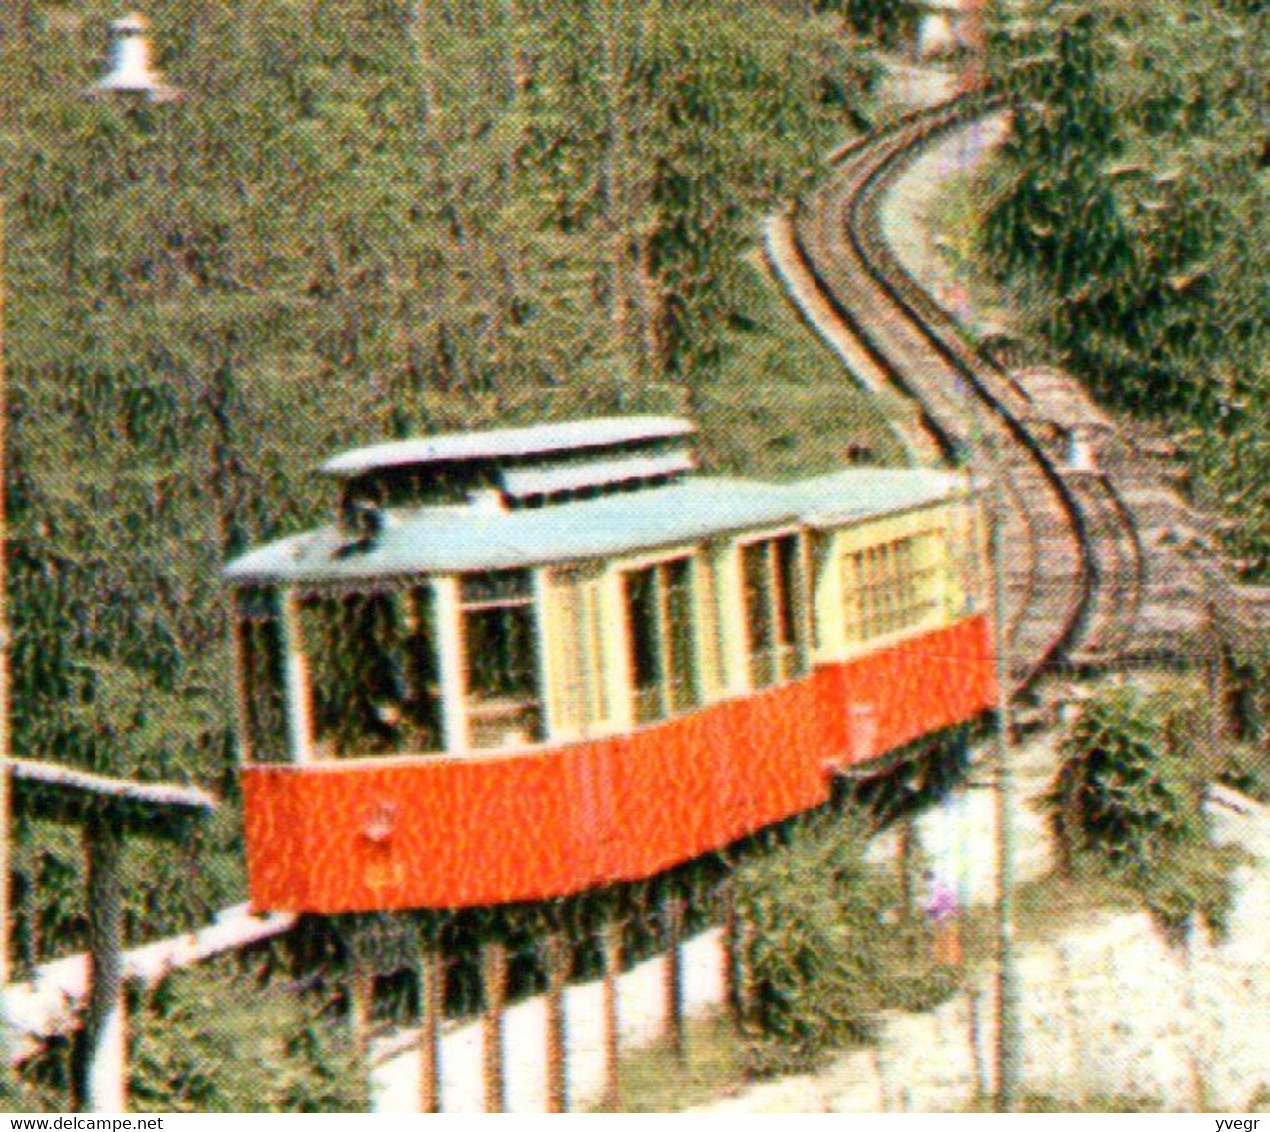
[787, 96, 1149, 695]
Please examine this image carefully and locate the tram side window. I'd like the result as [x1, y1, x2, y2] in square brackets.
[624, 557, 699, 724]
[236, 587, 288, 761]
[461, 570, 545, 749]
[301, 591, 404, 757]
[842, 534, 940, 643]
[742, 535, 807, 689]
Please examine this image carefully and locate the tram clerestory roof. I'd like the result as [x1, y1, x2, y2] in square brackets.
[319, 416, 696, 478]
[224, 467, 968, 585]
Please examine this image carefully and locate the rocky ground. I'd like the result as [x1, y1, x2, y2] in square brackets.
[693, 739, 1269, 1113]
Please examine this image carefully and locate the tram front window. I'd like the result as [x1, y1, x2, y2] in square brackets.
[460, 570, 544, 749]
[301, 591, 404, 757]
[235, 587, 288, 761]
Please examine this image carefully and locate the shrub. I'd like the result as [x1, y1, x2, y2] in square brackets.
[129, 959, 368, 1113]
[1050, 688, 1240, 941]
[1217, 742, 1270, 805]
[734, 811, 957, 1076]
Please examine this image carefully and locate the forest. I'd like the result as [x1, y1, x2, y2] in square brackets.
[981, 0, 1267, 580]
[0, 0, 901, 986]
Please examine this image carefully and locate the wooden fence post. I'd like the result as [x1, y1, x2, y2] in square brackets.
[898, 818, 916, 921]
[83, 816, 126, 1114]
[347, 953, 374, 1055]
[601, 918, 623, 1111]
[417, 939, 442, 1113]
[721, 876, 744, 1028]
[482, 939, 507, 1113]
[663, 894, 685, 1061]
[544, 927, 569, 1113]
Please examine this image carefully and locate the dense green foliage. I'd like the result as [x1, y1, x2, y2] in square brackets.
[981, 0, 1268, 577]
[1217, 740, 1270, 805]
[1, 1, 892, 970]
[12, 956, 367, 1112]
[1050, 687, 1241, 941]
[128, 959, 368, 1113]
[841, 0, 919, 49]
[734, 811, 956, 1076]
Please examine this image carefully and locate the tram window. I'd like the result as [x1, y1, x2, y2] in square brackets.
[235, 587, 288, 761]
[301, 591, 404, 757]
[745, 536, 805, 687]
[741, 535, 807, 689]
[627, 566, 661, 724]
[842, 533, 941, 643]
[665, 559, 697, 712]
[624, 557, 700, 725]
[742, 546, 774, 677]
[460, 570, 544, 749]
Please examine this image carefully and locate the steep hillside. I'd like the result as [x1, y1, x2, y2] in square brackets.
[0, 1, 895, 968]
[980, 0, 1267, 579]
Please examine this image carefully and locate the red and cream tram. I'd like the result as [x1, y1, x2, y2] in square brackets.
[226, 417, 996, 913]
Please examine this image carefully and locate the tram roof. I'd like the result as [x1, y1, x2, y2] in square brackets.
[225, 467, 967, 585]
[320, 416, 695, 478]
[786, 468, 968, 527]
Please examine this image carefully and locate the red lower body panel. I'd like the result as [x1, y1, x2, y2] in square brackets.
[241, 616, 994, 913]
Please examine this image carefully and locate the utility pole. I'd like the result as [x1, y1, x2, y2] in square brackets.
[1, 194, 11, 999]
[990, 478, 1021, 1111]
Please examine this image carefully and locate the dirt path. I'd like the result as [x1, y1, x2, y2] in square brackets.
[878, 114, 1015, 339]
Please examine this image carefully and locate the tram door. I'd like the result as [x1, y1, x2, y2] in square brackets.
[545, 565, 611, 740]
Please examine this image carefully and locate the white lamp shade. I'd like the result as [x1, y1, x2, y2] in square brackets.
[92, 12, 174, 99]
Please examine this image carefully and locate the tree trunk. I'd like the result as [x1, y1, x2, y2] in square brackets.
[347, 957, 374, 1055]
[721, 876, 745, 1029]
[204, 348, 245, 559]
[604, 0, 637, 372]
[898, 818, 916, 922]
[638, 236, 667, 383]
[735, 900, 757, 1031]
[663, 894, 685, 1061]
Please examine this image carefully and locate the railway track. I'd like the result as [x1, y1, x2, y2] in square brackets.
[788, 96, 1149, 695]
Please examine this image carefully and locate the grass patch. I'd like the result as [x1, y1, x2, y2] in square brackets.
[920, 160, 1034, 353]
[695, 260, 912, 481]
[960, 869, 1137, 968]
[962, 1093, 1163, 1113]
[1218, 742, 1270, 806]
[592, 1013, 746, 1113]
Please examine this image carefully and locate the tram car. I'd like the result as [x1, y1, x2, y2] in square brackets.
[226, 416, 997, 914]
